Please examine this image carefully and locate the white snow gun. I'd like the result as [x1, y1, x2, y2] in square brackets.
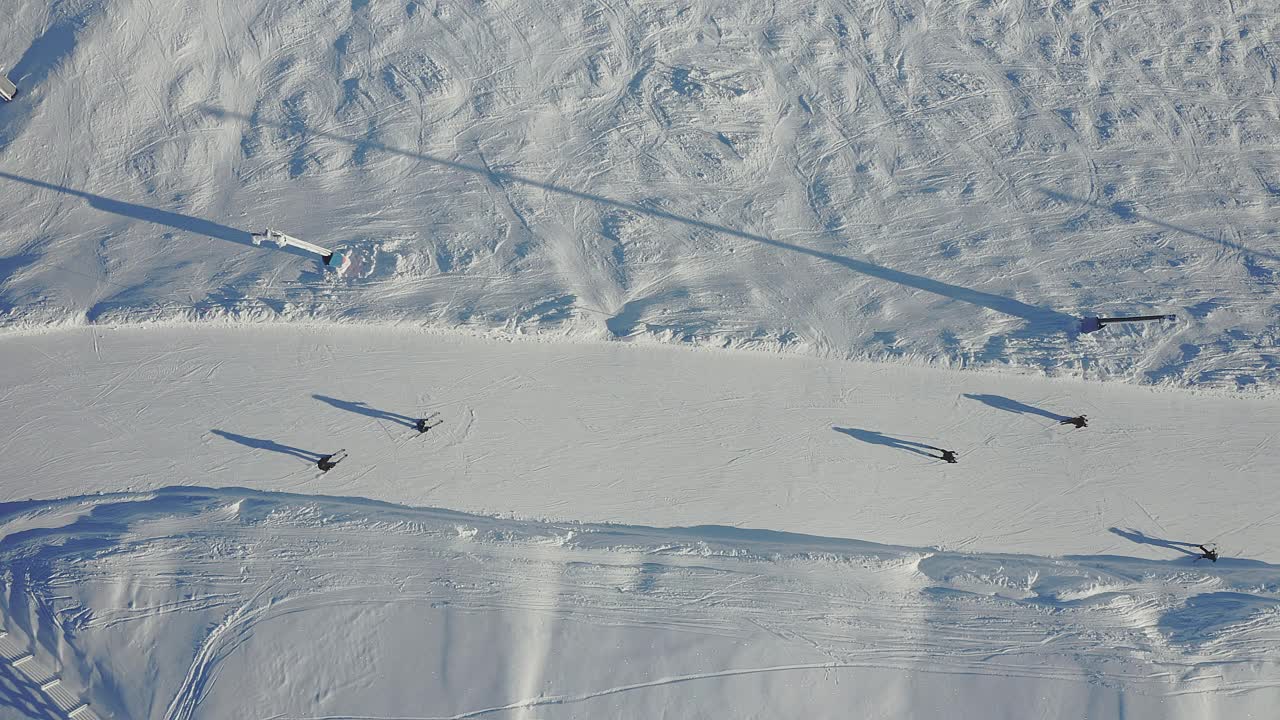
[1079, 314, 1176, 334]
[0, 71, 17, 102]
[251, 228, 351, 274]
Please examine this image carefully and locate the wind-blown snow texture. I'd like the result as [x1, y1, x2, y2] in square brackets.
[1, 487, 1277, 720]
[2, 0, 1279, 388]
[2, 1, 1280, 718]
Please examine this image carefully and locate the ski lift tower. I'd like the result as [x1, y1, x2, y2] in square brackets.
[1079, 314, 1177, 334]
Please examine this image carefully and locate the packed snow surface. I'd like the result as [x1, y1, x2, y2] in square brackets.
[0, 326, 1278, 718]
[2, 0, 1280, 717]
[3, 326, 1278, 560]
[2, 0, 1279, 387]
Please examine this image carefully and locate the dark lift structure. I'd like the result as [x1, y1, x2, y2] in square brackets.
[1080, 314, 1176, 334]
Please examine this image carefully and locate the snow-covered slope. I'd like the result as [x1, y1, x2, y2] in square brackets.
[1, 486, 1277, 720]
[2, 0, 1279, 717]
[3, 0, 1279, 387]
[0, 324, 1276, 717]
[4, 325, 1278, 561]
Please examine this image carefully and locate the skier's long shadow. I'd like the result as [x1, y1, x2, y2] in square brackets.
[1109, 527, 1202, 557]
[963, 394, 1071, 422]
[210, 430, 325, 462]
[833, 427, 945, 460]
[312, 395, 418, 429]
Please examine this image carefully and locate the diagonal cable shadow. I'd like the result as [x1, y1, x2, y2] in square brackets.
[0, 171, 314, 259]
[1109, 527, 1201, 557]
[1038, 188, 1280, 263]
[199, 106, 1079, 331]
[312, 394, 418, 429]
[833, 427, 945, 459]
[963, 393, 1071, 422]
[210, 429, 325, 462]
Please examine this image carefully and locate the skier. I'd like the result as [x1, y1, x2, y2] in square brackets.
[317, 450, 347, 472]
[1059, 415, 1088, 428]
[938, 449, 958, 464]
[415, 415, 443, 433]
[1195, 544, 1218, 563]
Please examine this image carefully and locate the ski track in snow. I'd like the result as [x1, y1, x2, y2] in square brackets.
[2, 325, 1277, 564]
[1, 0, 1279, 717]
[0, 324, 1275, 717]
[1, 487, 1278, 719]
[1, 0, 1279, 389]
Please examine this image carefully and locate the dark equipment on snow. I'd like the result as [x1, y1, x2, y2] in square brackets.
[1060, 415, 1088, 428]
[1080, 314, 1176, 334]
[414, 415, 442, 433]
[939, 449, 959, 464]
[317, 451, 346, 472]
[1195, 544, 1218, 563]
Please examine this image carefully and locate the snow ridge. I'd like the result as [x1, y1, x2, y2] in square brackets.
[0, 487, 1276, 718]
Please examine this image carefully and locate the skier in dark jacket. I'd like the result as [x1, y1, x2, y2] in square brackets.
[938, 449, 958, 464]
[317, 450, 347, 472]
[415, 417, 442, 433]
[1059, 415, 1088, 428]
[1195, 544, 1218, 563]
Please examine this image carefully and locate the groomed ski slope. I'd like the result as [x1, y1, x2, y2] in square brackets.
[0, 325, 1277, 718]
[3, 0, 1280, 717]
[2, 0, 1280, 388]
[2, 325, 1277, 561]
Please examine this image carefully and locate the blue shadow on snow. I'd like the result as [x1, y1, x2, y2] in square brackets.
[199, 105, 1081, 334]
[0, 171, 315, 259]
[833, 427, 946, 460]
[1038, 188, 1280, 263]
[209, 429, 326, 462]
[963, 393, 1071, 422]
[1108, 527, 1202, 557]
[312, 394, 418, 429]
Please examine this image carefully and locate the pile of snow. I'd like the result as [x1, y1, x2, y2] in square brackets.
[1, 0, 1278, 388]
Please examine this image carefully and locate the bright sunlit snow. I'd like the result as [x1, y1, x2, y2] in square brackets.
[1, 0, 1278, 718]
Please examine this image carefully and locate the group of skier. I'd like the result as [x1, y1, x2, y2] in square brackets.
[315, 415, 443, 472]
[925, 413, 1219, 563]
[930, 415, 1088, 464]
[313, 406, 1222, 563]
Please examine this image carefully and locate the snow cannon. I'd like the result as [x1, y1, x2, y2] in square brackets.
[323, 251, 353, 276]
[0, 72, 17, 102]
[251, 228, 350, 275]
[1079, 314, 1176, 334]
